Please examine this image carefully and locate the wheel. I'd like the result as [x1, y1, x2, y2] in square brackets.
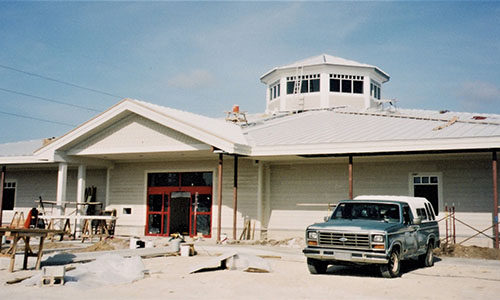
[380, 249, 401, 278]
[419, 243, 434, 267]
[307, 258, 328, 274]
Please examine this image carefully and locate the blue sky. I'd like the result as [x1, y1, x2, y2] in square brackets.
[0, 1, 499, 143]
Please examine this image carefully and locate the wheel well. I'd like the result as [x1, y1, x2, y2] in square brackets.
[391, 243, 401, 254]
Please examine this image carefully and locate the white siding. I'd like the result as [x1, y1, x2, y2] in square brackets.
[70, 114, 208, 155]
[1, 167, 106, 224]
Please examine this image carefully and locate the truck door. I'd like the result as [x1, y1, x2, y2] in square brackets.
[402, 204, 418, 256]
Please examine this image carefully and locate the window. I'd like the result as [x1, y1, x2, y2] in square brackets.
[416, 208, 428, 220]
[286, 74, 320, 94]
[341, 79, 352, 93]
[353, 80, 363, 94]
[269, 82, 280, 101]
[370, 82, 381, 99]
[330, 74, 364, 95]
[330, 79, 340, 92]
[2, 181, 16, 210]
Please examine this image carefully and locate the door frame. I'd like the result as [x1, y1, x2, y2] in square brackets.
[145, 171, 214, 238]
[408, 172, 443, 213]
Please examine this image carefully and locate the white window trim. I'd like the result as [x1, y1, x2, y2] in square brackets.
[408, 172, 444, 213]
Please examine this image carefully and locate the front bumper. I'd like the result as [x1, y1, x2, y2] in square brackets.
[303, 247, 388, 264]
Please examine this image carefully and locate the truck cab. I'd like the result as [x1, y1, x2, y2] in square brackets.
[303, 195, 440, 278]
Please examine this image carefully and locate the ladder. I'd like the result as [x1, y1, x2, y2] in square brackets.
[294, 66, 305, 111]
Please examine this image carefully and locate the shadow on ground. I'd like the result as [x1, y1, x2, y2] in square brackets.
[321, 257, 442, 278]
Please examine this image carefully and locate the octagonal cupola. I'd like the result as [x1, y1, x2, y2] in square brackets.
[260, 54, 390, 113]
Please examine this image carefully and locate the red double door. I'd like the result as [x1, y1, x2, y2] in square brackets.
[146, 172, 212, 237]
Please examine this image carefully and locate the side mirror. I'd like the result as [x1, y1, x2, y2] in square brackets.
[324, 216, 330, 222]
[413, 217, 421, 225]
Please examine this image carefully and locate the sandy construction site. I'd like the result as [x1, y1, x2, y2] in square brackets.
[1, 237, 500, 300]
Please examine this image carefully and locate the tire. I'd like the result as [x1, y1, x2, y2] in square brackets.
[419, 243, 434, 267]
[307, 258, 328, 274]
[380, 249, 401, 278]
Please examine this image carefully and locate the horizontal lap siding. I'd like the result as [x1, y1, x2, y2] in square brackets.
[2, 167, 106, 224]
[266, 156, 498, 240]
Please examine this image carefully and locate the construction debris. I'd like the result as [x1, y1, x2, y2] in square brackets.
[24, 254, 146, 288]
[189, 252, 271, 274]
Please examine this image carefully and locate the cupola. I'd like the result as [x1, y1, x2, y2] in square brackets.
[260, 54, 390, 113]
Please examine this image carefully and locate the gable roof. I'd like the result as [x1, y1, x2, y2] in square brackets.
[34, 98, 250, 160]
[260, 54, 390, 81]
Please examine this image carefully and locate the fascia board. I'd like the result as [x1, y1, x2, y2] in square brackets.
[0, 156, 50, 164]
[33, 99, 132, 157]
[248, 137, 500, 156]
[131, 101, 246, 153]
[67, 144, 211, 156]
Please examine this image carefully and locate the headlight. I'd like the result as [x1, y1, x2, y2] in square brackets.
[308, 231, 318, 239]
[372, 235, 384, 243]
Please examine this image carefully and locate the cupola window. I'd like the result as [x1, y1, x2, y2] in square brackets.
[330, 74, 364, 94]
[286, 74, 320, 94]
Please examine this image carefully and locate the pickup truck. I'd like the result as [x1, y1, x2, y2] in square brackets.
[303, 195, 440, 278]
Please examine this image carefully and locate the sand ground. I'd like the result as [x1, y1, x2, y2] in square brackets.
[2, 239, 500, 300]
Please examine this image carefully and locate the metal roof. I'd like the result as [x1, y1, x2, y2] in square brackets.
[0, 139, 44, 157]
[243, 107, 500, 155]
[260, 54, 390, 80]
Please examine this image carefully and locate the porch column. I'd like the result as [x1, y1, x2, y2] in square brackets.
[233, 155, 238, 241]
[493, 151, 499, 249]
[105, 167, 112, 209]
[263, 164, 271, 239]
[217, 153, 223, 243]
[56, 162, 68, 216]
[257, 161, 264, 233]
[76, 165, 86, 235]
[348, 155, 354, 199]
[0, 166, 5, 225]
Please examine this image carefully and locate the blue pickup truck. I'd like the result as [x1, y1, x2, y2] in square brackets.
[303, 195, 440, 278]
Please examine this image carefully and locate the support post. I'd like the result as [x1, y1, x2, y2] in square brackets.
[233, 155, 238, 241]
[348, 155, 353, 199]
[76, 165, 86, 235]
[217, 153, 223, 243]
[0, 166, 5, 225]
[493, 151, 499, 249]
[56, 163, 68, 216]
[257, 161, 264, 233]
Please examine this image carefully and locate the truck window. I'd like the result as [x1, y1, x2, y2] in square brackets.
[403, 205, 411, 225]
[333, 202, 400, 222]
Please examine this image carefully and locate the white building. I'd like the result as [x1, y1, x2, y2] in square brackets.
[1, 54, 499, 247]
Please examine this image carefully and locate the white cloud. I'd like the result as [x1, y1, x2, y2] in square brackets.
[167, 69, 216, 89]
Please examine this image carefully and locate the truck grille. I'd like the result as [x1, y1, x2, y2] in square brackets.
[318, 232, 370, 249]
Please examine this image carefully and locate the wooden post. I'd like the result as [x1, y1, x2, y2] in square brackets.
[217, 153, 223, 243]
[348, 156, 353, 199]
[233, 155, 238, 241]
[493, 151, 499, 249]
[0, 166, 5, 225]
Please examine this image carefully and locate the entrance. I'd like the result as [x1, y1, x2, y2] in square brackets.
[146, 172, 213, 237]
[413, 175, 440, 215]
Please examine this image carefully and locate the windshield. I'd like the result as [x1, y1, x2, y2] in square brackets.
[332, 202, 400, 223]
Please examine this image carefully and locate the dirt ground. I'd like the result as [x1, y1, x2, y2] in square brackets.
[1, 238, 500, 299]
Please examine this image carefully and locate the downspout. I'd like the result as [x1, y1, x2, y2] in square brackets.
[349, 156, 354, 199]
[0, 166, 5, 225]
[233, 155, 238, 241]
[217, 153, 223, 243]
[493, 151, 499, 249]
